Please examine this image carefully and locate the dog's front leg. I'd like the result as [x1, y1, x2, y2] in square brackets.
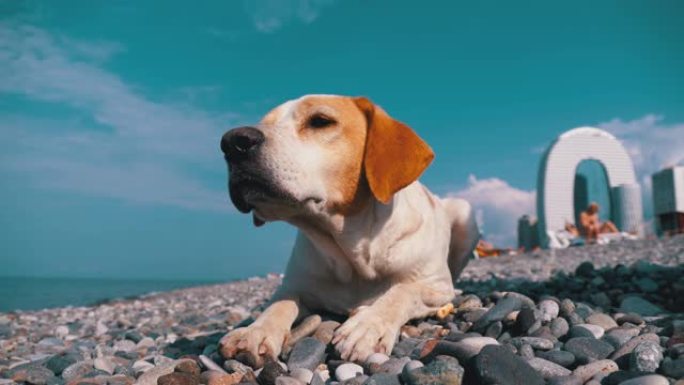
[332, 281, 453, 362]
[219, 294, 301, 368]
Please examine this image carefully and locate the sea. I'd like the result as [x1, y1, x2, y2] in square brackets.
[0, 276, 221, 312]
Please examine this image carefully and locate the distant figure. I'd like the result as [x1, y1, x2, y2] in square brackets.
[579, 202, 618, 242]
[565, 222, 580, 238]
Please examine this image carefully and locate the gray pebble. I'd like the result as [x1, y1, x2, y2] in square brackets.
[287, 337, 327, 372]
[564, 337, 615, 364]
[536, 350, 576, 368]
[619, 297, 664, 317]
[569, 324, 604, 339]
[519, 344, 535, 360]
[629, 341, 663, 372]
[550, 317, 570, 338]
[618, 374, 669, 385]
[526, 357, 572, 379]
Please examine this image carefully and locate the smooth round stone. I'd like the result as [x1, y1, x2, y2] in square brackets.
[200, 370, 241, 385]
[560, 299, 576, 317]
[564, 337, 615, 364]
[586, 313, 618, 331]
[335, 363, 364, 382]
[519, 344, 535, 360]
[10, 365, 55, 385]
[376, 357, 410, 375]
[472, 296, 523, 331]
[526, 357, 572, 379]
[516, 308, 540, 334]
[287, 337, 327, 372]
[604, 328, 641, 349]
[61, 361, 94, 381]
[403, 360, 423, 373]
[618, 375, 669, 385]
[629, 341, 663, 372]
[659, 357, 684, 379]
[619, 297, 664, 317]
[610, 333, 660, 361]
[132, 360, 155, 374]
[223, 359, 251, 375]
[547, 375, 583, 385]
[566, 312, 585, 326]
[275, 376, 306, 385]
[365, 353, 390, 367]
[54, 325, 70, 338]
[539, 300, 560, 322]
[403, 355, 462, 385]
[572, 360, 618, 382]
[468, 345, 544, 385]
[536, 350, 576, 368]
[574, 303, 595, 319]
[313, 321, 340, 345]
[551, 317, 570, 338]
[112, 340, 137, 352]
[456, 295, 483, 310]
[431, 336, 499, 361]
[485, 321, 503, 339]
[575, 262, 595, 277]
[45, 353, 78, 375]
[257, 360, 288, 385]
[616, 314, 644, 326]
[364, 373, 401, 385]
[510, 337, 554, 351]
[94, 357, 116, 375]
[290, 368, 313, 384]
[569, 324, 605, 339]
[157, 372, 199, 385]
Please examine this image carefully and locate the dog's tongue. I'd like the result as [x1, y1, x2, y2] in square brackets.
[252, 213, 265, 227]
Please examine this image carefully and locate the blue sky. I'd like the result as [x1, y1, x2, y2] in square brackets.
[1, 0, 683, 280]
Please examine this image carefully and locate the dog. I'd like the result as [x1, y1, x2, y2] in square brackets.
[218, 95, 479, 366]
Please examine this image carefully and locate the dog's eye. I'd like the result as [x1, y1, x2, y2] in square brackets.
[308, 114, 335, 129]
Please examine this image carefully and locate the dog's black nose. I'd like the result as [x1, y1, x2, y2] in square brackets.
[221, 126, 265, 161]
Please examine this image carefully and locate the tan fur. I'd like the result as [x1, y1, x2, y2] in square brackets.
[354, 97, 435, 203]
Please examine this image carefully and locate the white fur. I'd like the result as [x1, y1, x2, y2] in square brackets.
[220, 95, 479, 365]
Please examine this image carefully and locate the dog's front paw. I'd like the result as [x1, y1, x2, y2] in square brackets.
[218, 323, 288, 368]
[332, 308, 399, 362]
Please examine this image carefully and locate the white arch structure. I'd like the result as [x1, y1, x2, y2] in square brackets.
[536, 127, 638, 245]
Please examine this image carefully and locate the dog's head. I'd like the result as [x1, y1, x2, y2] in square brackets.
[220, 95, 434, 225]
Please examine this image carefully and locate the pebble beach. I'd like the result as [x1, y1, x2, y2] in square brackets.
[1, 236, 683, 385]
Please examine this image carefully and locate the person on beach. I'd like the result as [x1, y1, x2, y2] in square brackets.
[579, 202, 618, 242]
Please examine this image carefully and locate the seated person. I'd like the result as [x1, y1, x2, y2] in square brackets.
[579, 202, 618, 242]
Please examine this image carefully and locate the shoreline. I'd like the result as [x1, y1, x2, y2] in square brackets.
[1, 236, 682, 385]
[2, 236, 682, 315]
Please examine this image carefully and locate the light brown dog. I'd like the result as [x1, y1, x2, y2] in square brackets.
[219, 95, 479, 366]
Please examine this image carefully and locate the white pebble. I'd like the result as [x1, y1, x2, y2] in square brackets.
[365, 352, 390, 366]
[290, 368, 313, 384]
[618, 374, 669, 385]
[539, 300, 560, 322]
[335, 363, 364, 381]
[575, 324, 605, 339]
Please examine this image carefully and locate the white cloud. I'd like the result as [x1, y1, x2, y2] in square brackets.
[599, 114, 684, 218]
[598, 114, 684, 176]
[448, 175, 536, 247]
[0, 22, 236, 211]
[242, 0, 335, 33]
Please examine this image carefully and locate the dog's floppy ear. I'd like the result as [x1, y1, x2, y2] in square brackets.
[354, 97, 434, 204]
